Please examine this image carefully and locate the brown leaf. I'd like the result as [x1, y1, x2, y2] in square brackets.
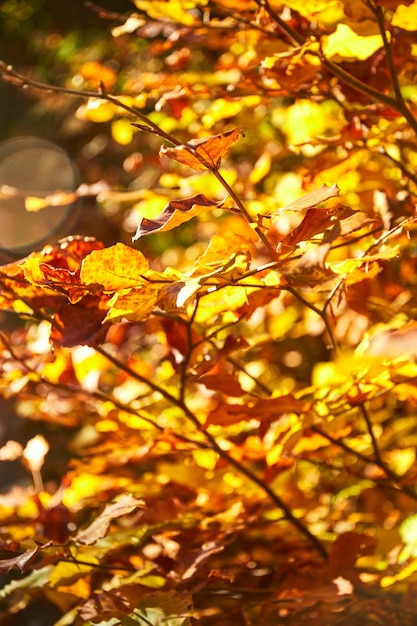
[23, 260, 87, 304]
[159, 128, 243, 171]
[133, 194, 222, 239]
[261, 41, 322, 94]
[79, 590, 132, 622]
[75, 494, 146, 545]
[0, 237, 104, 314]
[50, 293, 111, 347]
[328, 532, 377, 581]
[197, 362, 245, 397]
[180, 541, 224, 580]
[205, 395, 310, 428]
[0, 547, 39, 573]
[277, 207, 338, 254]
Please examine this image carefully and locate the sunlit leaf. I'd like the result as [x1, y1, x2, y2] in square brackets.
[399, 513, 417, 559]
[392, 2, 417, 29]
[133, 194, 222, 239]
[80, 243, 150, 290]
[278, 184, 340, 214]
[160, 128, 243, 171]
[105, 283, 160, 322]
[322, 24, 385, 61]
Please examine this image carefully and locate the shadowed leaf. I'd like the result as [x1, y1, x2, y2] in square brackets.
[75, 494, 146, 545]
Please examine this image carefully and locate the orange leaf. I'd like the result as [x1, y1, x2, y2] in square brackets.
[159, 128, 244, 171]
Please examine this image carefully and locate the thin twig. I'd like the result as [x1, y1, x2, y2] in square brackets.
[254, 1, 403, 109]
[368, 0, 417, 136]
[95, 344, 328, 559]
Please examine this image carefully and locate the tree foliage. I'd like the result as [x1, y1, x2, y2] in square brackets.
[2, 1, 417, 624]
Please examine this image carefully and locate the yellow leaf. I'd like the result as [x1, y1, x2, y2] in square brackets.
[322, 23, 385, 61]
[392, 1, 417, 30]
[202, 99, 243, 128]
[192, 449, 219, 470]
[24, 191, 76, 212]
[49, 560, 95, 588]
[76, 98, 115, 122]
[112, 118, 134, 145]
[280, 99, 344, 147]
[249, 151, 272, 184]
[80, 243, 150, 290]
[134, 0, 207, 25]
[283, 0, 344, 25]
[105, 284, 160, 322]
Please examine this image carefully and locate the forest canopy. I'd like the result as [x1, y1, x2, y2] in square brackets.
[1, 1, 417, 625]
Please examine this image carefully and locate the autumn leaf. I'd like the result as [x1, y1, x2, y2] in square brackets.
[105, 283, 160, 322]
[80, 243, 150, 290]
[196, 362, 245, 397]
[0, 547, 40, 574]
[328, 532, 377, 581]
[133, 194, 222, 239]
[159, 128, 244, 171]
[50, 294, 111, 347]
[322, 24, 385, 61]
[278, 184, 340, 214]
[75, 494, 146, 545]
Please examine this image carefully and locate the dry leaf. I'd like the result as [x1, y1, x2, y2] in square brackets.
[159, 128, 243, 171]
[75, 494, 146, 545]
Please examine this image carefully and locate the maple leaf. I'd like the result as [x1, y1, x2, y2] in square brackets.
[159, 128, 244, 171]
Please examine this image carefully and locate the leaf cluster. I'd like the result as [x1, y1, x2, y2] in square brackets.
[1, 1, 417, 625]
